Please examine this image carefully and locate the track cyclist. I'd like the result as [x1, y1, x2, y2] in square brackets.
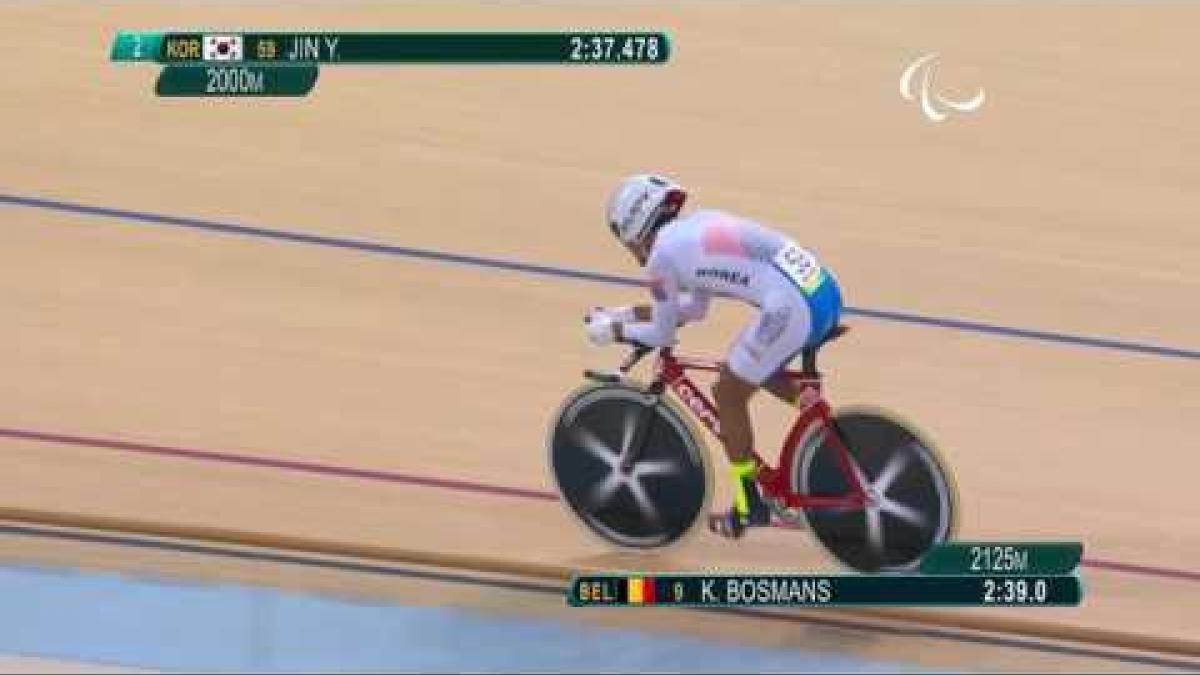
[584, 174, 845, 540]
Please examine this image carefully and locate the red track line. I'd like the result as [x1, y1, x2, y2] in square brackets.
[1078, 558, 1200, 583]
[0, 427, 557, 502]
[2, 425, 1197, 584]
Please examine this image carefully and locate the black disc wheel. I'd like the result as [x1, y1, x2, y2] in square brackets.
[794, 407, 957, 572]
[548, 383, 711, 548]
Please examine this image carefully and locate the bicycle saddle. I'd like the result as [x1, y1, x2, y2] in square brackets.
[800, 324, 850, 375]
[818, 323, 851, 347]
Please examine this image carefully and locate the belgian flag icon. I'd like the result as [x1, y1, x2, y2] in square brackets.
[627, 576, 656, 604]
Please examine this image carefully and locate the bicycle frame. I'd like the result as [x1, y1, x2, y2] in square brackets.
[651, 349, 869, 510]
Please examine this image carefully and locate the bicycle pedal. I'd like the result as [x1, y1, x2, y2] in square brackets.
[707, 512, 747, 540]
[746, 504, 771, 527]
[708, 508, 771, 539]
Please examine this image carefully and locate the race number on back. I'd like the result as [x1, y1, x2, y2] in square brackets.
[773, 243, 826, 295]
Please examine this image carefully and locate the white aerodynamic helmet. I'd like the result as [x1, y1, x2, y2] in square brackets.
[606, 174, 688, 245]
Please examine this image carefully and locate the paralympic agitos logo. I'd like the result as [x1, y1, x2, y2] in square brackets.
[899, 53, 986, 123]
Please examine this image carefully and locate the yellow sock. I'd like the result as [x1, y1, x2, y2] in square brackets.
[731, 458, 759, 479]
[730, 458, 759, 516]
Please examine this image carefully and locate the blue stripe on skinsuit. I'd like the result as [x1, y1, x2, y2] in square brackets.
[805, 271, 844, 347]
[765, 266, 843, 380]
[767, 245, 842, 348]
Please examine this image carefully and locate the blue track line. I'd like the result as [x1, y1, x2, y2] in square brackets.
[4, 192, 1198, 362]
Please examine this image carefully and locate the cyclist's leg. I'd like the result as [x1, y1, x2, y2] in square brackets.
[712, 297, 813, 537]
[762, 372, 800, 405]
[712, 364, 758, 466]
[761, 274, 844, 405]
[725, 297, 814, 409]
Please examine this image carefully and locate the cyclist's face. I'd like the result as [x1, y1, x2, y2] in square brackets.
[627, 234, 654, 266]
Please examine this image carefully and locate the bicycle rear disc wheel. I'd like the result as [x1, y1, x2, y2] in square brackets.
[548, 383, 710, 548]
[795, 407, 956, 572]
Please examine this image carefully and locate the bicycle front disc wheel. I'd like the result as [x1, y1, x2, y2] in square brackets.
[547, 383, 711, 549]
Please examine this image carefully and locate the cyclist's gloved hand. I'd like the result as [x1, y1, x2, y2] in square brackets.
[587, 306, 636, 323]
[584, 309, 618, 346]
[605, 305, 638, 322]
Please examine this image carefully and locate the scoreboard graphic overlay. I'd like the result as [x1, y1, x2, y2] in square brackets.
[110, 31, 672, 97]
[571, 542, 1085, 607]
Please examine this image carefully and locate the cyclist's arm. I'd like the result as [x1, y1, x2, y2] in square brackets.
[677, 290, 711, 323]
[618, 290, 708, 325]
[618, 265, 681, 347]
[608, 305, 653, 322]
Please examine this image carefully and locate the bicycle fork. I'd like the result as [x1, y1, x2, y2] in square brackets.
[617, 384, 664, 474]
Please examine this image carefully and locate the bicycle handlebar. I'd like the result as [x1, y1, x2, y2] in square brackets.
[582, 342, 660, 384]
[619, 342, 657, 373]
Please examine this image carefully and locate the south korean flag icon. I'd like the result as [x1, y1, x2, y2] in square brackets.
[203, 35, 243, 61]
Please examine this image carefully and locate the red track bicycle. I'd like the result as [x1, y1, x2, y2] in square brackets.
[547, 325, 957, 573]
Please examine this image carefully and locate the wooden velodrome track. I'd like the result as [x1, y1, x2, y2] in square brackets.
[4, 1, 1199, 670]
